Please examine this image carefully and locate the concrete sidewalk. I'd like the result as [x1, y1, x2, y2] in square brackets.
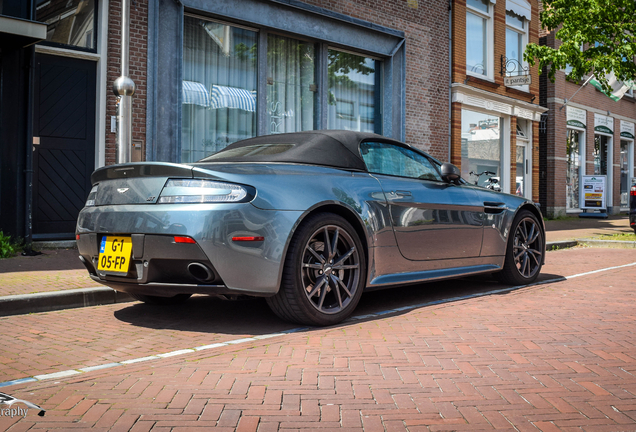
[0, 214, 632, 316]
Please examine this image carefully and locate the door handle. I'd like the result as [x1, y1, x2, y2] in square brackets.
[394, 190, 412, 198]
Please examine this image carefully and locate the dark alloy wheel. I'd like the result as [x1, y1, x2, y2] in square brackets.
[266, 213, 366, 326]
[496, 210, 544, 285]
[129, 293, 192, 305]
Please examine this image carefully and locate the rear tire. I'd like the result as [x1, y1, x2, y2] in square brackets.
[129, 293, 192, 305]
[496, 210, 544, 285]
[266, 213, 366, 326]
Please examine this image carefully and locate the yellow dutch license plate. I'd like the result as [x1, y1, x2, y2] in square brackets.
[98, 236, 133, 274]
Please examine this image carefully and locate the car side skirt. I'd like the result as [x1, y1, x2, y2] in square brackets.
[366, 257, 504, 289]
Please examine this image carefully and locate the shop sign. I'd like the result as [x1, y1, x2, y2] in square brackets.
[566, 107, 586, 128]
[504, 75, 531, 86]
[594, 114, 613, 134]
[580, 175, 607, 210]
[620, 120, 635, 139]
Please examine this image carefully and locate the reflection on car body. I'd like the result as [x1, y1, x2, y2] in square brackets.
[76, 131, 545, 326]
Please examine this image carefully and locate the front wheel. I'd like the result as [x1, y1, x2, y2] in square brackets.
[496, 210, 544, 285]
[266, 213, 366, 326]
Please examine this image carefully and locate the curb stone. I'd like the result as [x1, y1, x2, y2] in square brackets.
[0, 287, 134, 317]
[546, 240, 578, 250]
[576, 239, 636, 249]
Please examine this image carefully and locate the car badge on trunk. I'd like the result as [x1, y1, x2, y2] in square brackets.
[117, 188, 129, 193]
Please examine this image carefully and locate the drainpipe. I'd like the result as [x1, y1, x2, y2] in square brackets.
[113, 0, 135, 164]
[448, 0, 453, 162]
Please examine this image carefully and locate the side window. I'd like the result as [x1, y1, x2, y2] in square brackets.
[360, 141, 442, 181]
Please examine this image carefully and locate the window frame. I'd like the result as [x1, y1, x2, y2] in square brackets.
[36, 0, 99, 53]
[505, 9, 529, 91]
[466, 0, 494, 80]
[515, 118, 532, 198]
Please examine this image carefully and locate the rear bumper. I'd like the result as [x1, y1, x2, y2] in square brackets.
[76, 203, 303, 297]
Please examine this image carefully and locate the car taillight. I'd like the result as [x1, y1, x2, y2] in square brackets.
[174, 236, 196, 244]
[631, 186, 636, 196]
[85, 185, 98, 207]
[158, 179, 251, 204]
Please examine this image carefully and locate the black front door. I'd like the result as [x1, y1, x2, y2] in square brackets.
[33, 54, 96, 239]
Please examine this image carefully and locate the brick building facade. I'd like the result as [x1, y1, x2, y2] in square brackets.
[103, 0, 451, 165]
[451, 0, 546, 201]
[539, 32, 636, 217]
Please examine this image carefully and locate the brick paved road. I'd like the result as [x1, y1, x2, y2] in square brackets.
[1, 247, 636, 431]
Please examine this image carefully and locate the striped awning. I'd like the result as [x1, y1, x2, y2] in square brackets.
[210, 85, 256, 112]
[506, 0, 531, 20]
[182, 81, 211, 107]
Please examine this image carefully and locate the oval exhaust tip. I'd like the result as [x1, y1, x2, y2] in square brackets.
[187, 262, 214, 282]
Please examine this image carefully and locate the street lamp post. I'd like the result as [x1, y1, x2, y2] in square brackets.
[113, 0, 135, 164]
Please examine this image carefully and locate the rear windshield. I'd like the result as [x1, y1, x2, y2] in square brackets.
[200, 143, 295, 161]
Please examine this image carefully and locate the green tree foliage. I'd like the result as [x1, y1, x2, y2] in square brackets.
[524, 0, 636, 93]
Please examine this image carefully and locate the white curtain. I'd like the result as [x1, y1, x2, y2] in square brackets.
[266, 35, 315, 134]
[327, 50, 377, 133]
[181, 17, 258, 162]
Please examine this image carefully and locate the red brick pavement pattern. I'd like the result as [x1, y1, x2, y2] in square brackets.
[0, 248, 632, 385]
[0, 270, 95, 297]
[1, 251, 636, 430]
[0, 249, 93, 297]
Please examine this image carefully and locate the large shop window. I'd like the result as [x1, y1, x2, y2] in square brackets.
[181, 16, 385, 162]
[466, 0, 492, 78]
[36, 0, 97, 51]
[460, 109, 503, 187]
[267, 34, 315, 135]
[182, 17, 258, 162]
[566, 129, 581, 210]
[327, 50, 380, 133]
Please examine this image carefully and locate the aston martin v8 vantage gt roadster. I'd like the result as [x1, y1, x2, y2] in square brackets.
[76, 131, 545, 326]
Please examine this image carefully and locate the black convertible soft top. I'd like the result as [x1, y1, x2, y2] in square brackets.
[199, 130, 395, 171]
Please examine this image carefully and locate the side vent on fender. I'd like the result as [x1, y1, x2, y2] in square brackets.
[484, 202, 506, 214]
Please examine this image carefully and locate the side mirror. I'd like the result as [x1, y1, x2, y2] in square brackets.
[440, 163, 461, 183]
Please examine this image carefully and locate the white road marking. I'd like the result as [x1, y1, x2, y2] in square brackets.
[564, 261, 636, 279]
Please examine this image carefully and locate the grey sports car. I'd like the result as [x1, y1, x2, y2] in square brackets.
[76, 131, 545, 326]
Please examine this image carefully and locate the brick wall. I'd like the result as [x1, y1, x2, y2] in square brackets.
[105, 0, 148, 165]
